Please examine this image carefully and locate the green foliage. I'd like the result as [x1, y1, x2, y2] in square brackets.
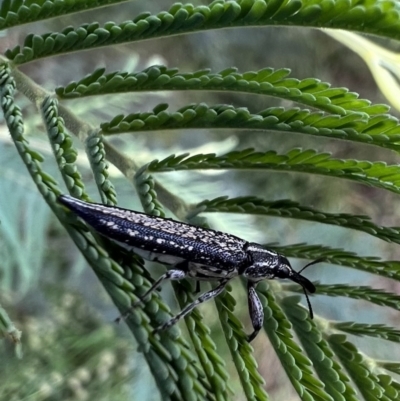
[329, 335, 399, 401]
[334, 322, 400, 342]
[258, 288, 331, 401]
[2, 0, 400, 400]
[193, 196, 400, 243]
[56, 66, 388, 116]
[0, 0, 127, 29]
[147, 148, 400, 195]
[307, 285, 400, 312]
[5, 0, 400, 64]
[269, 243, 400, 281]
[214, 287, 269, 401]
[85, 130, 118, 206]
[283, 299, 359, 401]
[99, 102, 400, 151]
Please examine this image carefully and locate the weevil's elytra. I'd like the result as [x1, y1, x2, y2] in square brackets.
[59, 195, 319, 341]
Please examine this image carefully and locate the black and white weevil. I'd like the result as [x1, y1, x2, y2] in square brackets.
[59, 195, 319, 341]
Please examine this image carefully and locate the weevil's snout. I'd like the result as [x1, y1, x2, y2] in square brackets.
[275, 255, 316, 293]
[281, 256, 320, 320]
[290, 272, 316, 293]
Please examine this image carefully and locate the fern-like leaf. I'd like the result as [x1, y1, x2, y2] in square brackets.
[85, 130, 118, 206]
[298, 285, 400, 312]
[147, 149, 400, 195]
[269, 243, 400, 281]
[0, 0, 127, 30]
[56, 66, 388, 116]
[282, 298, 359, 401]
[100, 103, 400, 151]
[213, 288, 270, 401]
[41, 96, 89, 200]
[6, 0, 400, 64]
[329, 334, 399, 401]
[193, 196, 400, 244]
[334, 322, 400, 343]
[256, 284, 332, 401]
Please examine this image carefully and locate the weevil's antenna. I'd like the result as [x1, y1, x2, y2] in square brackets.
[302, 287, 314, 319]
[293, 258, 324, 319]
[298, 258, 325, 274]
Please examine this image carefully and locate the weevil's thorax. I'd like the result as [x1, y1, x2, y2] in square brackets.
[242, 243, 294, 282]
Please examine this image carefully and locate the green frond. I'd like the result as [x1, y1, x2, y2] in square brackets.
[269, 243, 400, 281]
[0, 0, 127, 30]
[0, 64, 60, 203]
[56, 66, 388, 116]
[176, 284, 233, 401]
[6, 0, 400, 64]
[282, 298, 359, 401]
[134, 165, 166, 217]
[334, 322, 400, 343]
[100, 103, 400, 151]
[214, 289, 270, 401]
[257, 284, 332, 401]
[147, 149, 400, 195]
[85, 130, 118, 206]
[300, 285, 400, 312]
[193, 196, 400, 244]
[41, 96, 89, 200]
[329, 335, 399, 401]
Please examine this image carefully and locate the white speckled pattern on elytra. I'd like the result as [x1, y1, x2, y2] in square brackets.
[58, 195, 249, 271]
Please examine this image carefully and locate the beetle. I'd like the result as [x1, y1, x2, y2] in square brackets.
[58, 195, 319, 341]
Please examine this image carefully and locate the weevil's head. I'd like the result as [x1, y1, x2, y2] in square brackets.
[244, 244, 321, 318]
[274, 254, 322, 319]
[274, 255, 316, 294]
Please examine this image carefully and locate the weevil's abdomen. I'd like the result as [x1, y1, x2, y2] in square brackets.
[59, 195, 248, 271]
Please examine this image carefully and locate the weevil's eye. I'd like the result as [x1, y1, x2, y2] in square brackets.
[275, 265, 290, 278]
[274, 256, 293, 278]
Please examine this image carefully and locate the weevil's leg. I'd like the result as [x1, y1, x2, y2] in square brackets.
[134, 269, 188, 306]
[153, 279, 229, 333]
[132, 260, 190, 305]
[115, 262, 188, 323]
[247, 282, 264, 342]
[194, 281, 201, 294]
